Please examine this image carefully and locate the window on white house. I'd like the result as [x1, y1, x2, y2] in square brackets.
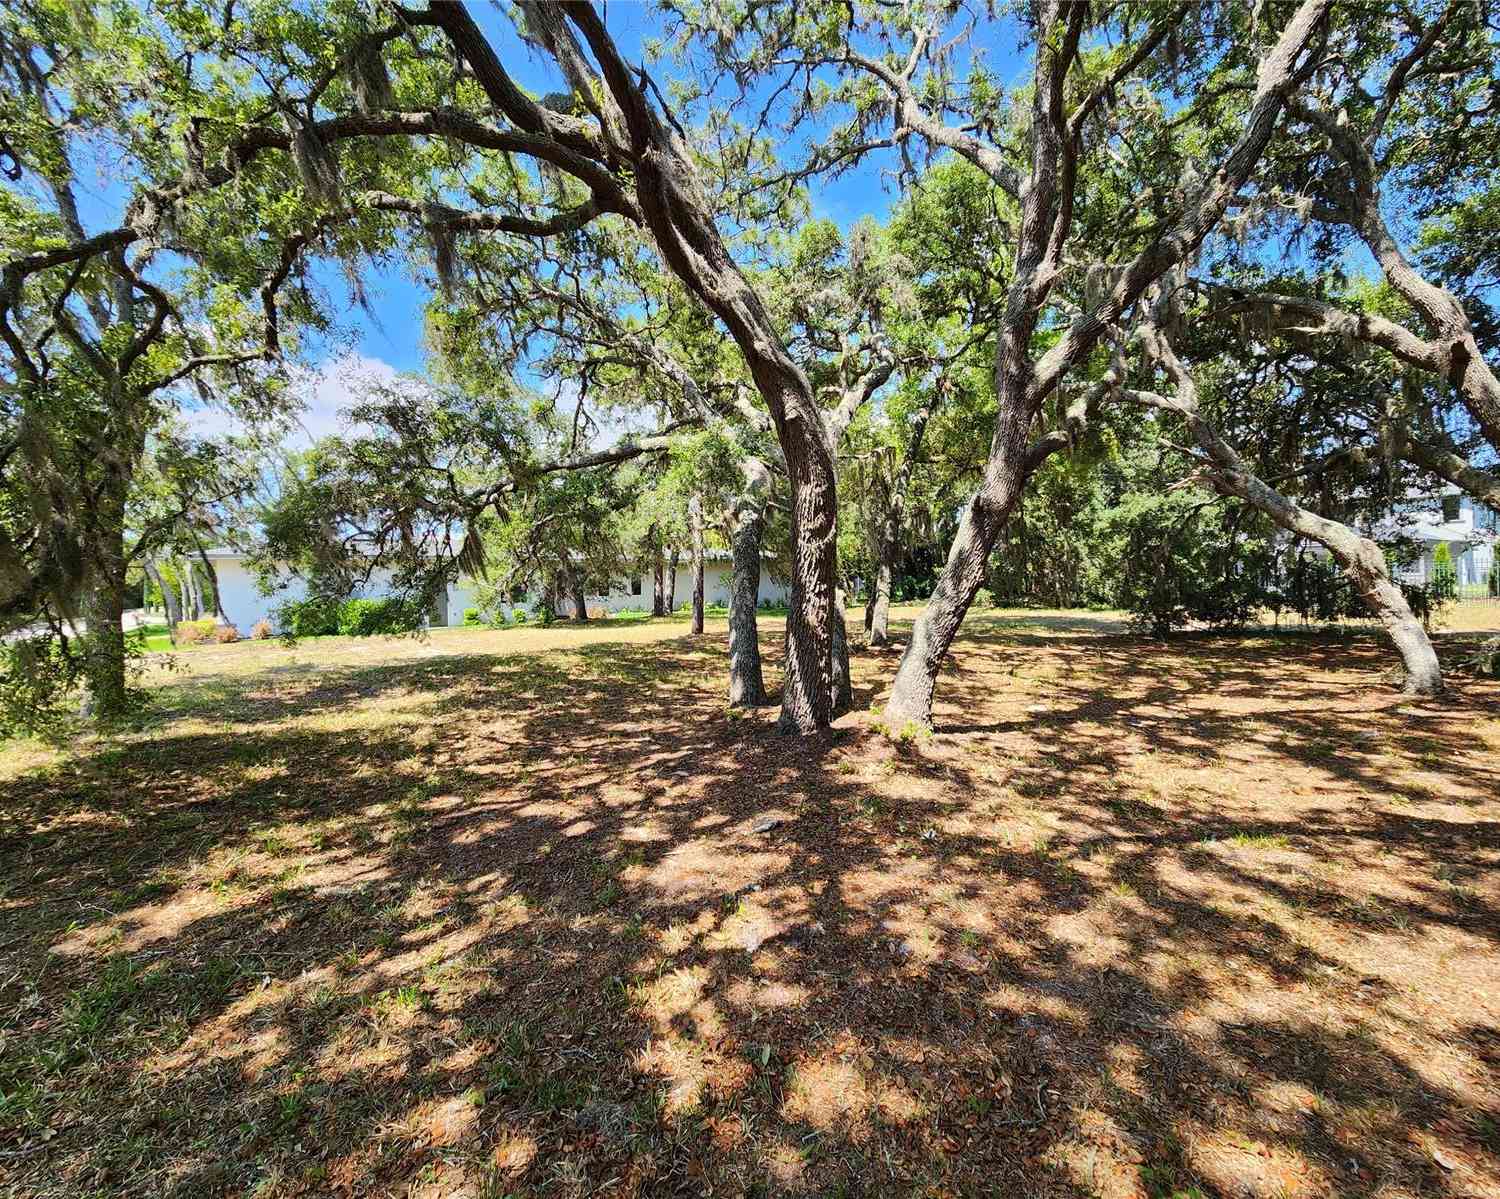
[631, 576, 642, 596]
[1442, 494, 1461, 522]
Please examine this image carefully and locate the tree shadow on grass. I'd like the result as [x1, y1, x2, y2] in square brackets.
[0, 620, 1497, 1197]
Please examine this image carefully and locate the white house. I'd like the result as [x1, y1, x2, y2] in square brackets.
[1374, 488, 1498, 596]
[204, 549, 789, 632]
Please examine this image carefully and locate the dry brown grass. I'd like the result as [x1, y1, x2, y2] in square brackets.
[1, 608, 1497, 1198]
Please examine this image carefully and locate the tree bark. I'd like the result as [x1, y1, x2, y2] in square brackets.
[652, 548, 666, 617]
[196, 545, 226, 622]
[666, 548, 679, 614]
[569, 568, 588, 622]
[869, 556, 894, 646]
[831, 586, 852, 716]
[726, 460, 770, 706]
[690, 496, 705, 636]
[883, 413, 1033, 730]
[176, 559, 194, 623]
[145, 560, 181, 632]
[80, 472, 130, 721]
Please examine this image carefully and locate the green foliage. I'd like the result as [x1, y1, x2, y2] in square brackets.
[1430, 542, 1457, 605]
[1105, 490, 1274, 637]
[274, 596, 341, 638]
[336, 597, 423, 637]
[462, 607, 482, 626]
[0, 636, 83, 740]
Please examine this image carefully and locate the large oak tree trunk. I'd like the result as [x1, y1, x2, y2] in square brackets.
[690, 496, 705, 636]
[726, 460, 769, 706]
[506, 3, 840, 733]
[80, 472, 130, 721]
[666, 548, 679, 614]
[652, 549, 666, 617]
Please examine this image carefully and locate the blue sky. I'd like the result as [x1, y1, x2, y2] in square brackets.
[58, 2, 1025, 441]
[325, 2, 1029, 394]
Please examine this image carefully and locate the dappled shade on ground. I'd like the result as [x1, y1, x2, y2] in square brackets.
[2, 610, 1498, 1197]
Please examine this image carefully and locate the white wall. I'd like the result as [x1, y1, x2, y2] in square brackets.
[211, 558, 297, 631]
[207, 555, 794, 631]
[209, 558, 408, 631]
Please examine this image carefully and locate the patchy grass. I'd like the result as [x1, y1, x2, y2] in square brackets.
[1, 608, 1498, 1197]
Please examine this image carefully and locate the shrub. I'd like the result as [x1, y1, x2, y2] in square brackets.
[1430, 542, 1457, 605]
[462, 606, 481, 626]
[250, 619, 274, 640]
[275, 596, 340, 638]
[1, 635, 84, 740]
[174, 619, 218, 645]
[508, 607, 529, 625]
[1105, 490, 1274, 636]
[213, 624, 241, 644]
[336, 596, 423, 637]
[973, 587, 995, 610]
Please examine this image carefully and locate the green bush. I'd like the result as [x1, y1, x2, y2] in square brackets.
[275, 596, 341, 637]
[1430, 543, 1457, 605]
[336, 596, 423, 636]
[1, 636, 83, 740]
[462, 607, 481, 626]
[1105, 490, 1273, 636]
[972, 587, 995, 610]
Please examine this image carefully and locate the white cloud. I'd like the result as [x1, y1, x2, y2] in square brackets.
[183, 353, 400, 448]
[287, 353, 400, 443]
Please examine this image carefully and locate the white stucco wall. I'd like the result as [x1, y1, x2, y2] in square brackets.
[204, 555, 792, 631]
[208, 557, 407, 631]
[210, 557, 297, 631]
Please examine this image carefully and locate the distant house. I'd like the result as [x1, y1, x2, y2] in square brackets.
[447, 549, 790, 621]
[205, 548, 789, 631]
[1373, 488, 1498, 595]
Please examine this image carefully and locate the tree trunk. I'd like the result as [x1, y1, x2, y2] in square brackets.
[196, 546, 226, 622]
[652, 549, 666, 617]
[1125, 322, 1444, 697]
[570, 568, 588, 622]
[884, 385, 1035, 730]
[726, 459, 769, 706]
[870, 384, 936, 647]
[831, 586, 852, 716]
[145, 560, 181, 632]
[176, 560, 193, 624]
[666, 548, 679, 614]
[690, 496, 705, 636]
[80, 473, 130, 721]
[869, 554, 895, 646]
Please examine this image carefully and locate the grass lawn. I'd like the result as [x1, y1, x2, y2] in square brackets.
[2, 607, 1498, 1198]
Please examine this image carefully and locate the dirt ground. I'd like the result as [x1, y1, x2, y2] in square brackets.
[1, 608, 1498, 1198]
